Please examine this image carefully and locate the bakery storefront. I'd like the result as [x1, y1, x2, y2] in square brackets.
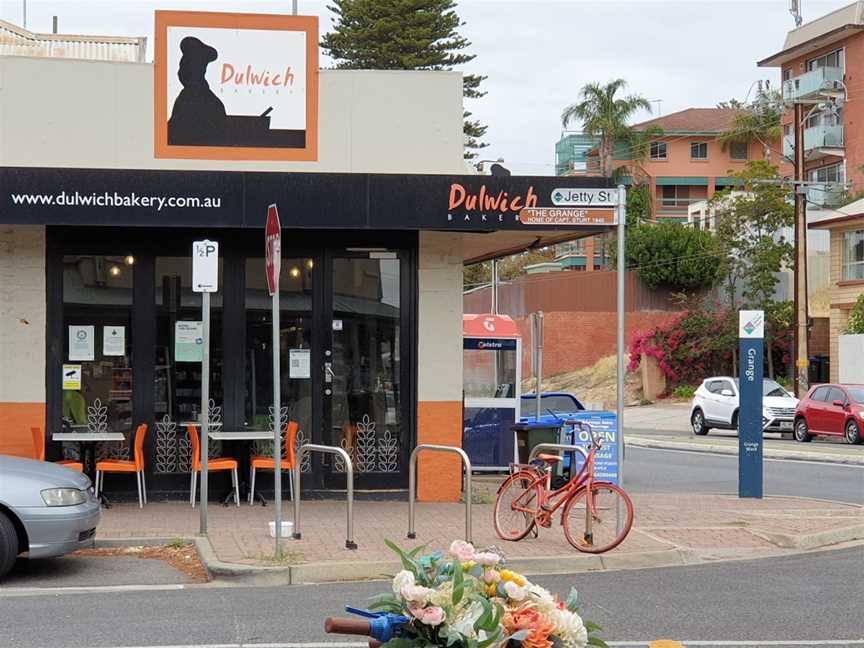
[0, 10, 612, 500]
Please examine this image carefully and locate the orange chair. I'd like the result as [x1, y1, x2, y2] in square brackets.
[248, 421, 298, 505]
[31, 426, 84, 472]
[187, 424, 240, 507]
[95, 423, 148, 508]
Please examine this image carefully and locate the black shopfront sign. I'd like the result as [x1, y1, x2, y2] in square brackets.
[0, 166, 612, 231]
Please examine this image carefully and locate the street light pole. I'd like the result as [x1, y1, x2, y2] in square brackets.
[793, 103, 809, 397]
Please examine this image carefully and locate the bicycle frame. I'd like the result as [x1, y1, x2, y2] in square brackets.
[510, 441, 601, 527]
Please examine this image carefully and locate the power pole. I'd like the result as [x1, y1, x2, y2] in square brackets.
[793, 103, 809, 396]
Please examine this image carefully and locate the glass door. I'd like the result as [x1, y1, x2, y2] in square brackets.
[322, 252, 405, 489]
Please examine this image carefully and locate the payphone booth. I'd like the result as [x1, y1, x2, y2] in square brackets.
[462, 314, 522, 469]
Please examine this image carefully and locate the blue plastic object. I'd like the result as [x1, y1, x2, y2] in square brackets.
[345, 607, 410, 643]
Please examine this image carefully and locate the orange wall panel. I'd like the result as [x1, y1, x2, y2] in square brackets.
[0, 402, 44, 458]
[417, 400, 462, 502]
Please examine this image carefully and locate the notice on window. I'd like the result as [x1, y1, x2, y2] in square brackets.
[289, 348, 311, 379]
[175, 321, 204, 362]
[69, 325, 95, 361]
[103, 326, 126, 356]
[62, 364, 82, 390]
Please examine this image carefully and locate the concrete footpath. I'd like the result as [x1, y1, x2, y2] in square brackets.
[97, 492, 864, 584]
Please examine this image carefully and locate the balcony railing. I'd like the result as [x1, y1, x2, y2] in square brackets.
[783, 124, 844, 159]
[782, 66, 844, 103]
[806, 183, 846, 208]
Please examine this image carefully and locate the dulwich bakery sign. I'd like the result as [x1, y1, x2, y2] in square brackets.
[154, 11, 318, 161]
[446, 182, 618, 226]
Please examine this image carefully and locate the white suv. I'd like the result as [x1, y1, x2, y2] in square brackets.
[690, 377, 799, 436]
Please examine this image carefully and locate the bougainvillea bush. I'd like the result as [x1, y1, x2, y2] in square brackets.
[628, 304, 794, 391]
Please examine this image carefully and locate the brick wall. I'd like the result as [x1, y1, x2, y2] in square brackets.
[517, 310, 683, 378]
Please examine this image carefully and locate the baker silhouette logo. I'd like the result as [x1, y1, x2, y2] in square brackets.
[168, 37, 226, 146]
[167, 35, 305, 149]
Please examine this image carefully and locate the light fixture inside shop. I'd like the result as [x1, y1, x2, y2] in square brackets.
[124, 255, 135, 265]
[109, 265, 121, 277]
[305, 258, 314, 270]
[289, 266, 301, 278]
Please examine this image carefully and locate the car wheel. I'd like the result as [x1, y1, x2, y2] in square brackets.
[794, 418, 812, 443]
[845, 420, 862, 445]
[0, 512, 19, 580]
[691, 409, 710, 436]
[732, 410, 739, 432]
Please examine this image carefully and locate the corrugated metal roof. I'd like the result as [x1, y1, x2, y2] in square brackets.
[0, 19, 146, 62]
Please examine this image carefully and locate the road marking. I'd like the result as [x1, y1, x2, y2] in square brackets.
[631, 444, 864, 468]
[0, 583, 187, 597]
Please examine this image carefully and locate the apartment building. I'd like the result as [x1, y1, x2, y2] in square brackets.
[759, 1, 864, 381]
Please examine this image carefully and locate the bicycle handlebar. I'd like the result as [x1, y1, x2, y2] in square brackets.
[562, 420, 603, 449]
[324, 618, 371, 636]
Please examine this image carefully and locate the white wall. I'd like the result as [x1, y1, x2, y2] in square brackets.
[839, 334, 864, 383]
[0, 57, 465, 174]
[417, 231, 463, 403]
[0, 225, 45, 402]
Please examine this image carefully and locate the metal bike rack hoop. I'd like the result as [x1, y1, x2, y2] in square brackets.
[408, 444, 472, 543]
[292, 443, 357, 550]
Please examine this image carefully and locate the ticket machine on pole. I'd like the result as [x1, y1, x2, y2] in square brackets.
[462, 314, 522, 469]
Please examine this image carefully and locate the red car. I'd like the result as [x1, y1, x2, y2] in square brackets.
[794, 384, 864, 444]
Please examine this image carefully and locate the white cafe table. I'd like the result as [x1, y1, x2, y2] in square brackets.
[52, 430, 126, 507]
[197, 429, 279, 505]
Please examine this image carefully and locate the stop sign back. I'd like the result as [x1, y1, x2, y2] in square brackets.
[265, 204, 281, 296]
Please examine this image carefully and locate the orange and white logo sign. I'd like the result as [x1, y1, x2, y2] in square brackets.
[154, 11, 318, 161]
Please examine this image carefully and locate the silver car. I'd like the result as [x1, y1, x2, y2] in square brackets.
[0, 455, 101, 579]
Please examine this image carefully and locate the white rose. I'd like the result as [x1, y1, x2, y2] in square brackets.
[504, 581, 526, 601]
[401, 584, 434, 604]
[550, 609, 588, 648]
[527, 584, 557, 612]
[392, 570, 415, 595]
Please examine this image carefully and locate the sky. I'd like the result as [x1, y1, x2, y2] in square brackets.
[0, 0, 854, 174]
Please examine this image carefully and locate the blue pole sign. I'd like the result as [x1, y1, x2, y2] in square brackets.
[738, 310, 764, 498]
[563, 411, 619, 485]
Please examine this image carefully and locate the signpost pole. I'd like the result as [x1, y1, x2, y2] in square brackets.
[273, 283, 282, 554]
[200, 291, 210, 534]
[192, 240, 218, 535]
[265, 205, 283, 557]
[616, 185, 626, 533]
[738, 310, 765, 498]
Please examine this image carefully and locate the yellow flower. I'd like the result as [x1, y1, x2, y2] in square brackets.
[499, 569, 527, 586]
[463, 561, 476, 572]
[485, 583, 498, 597]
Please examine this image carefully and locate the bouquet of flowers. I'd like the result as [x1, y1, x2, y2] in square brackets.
[368, 540, 608, 648]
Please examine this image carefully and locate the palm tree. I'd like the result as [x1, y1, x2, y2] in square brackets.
[561, 79, 652, 178]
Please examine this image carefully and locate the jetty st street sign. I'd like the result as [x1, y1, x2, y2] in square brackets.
[551, 188, 619, 207]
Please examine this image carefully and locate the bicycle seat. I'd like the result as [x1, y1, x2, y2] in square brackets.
[535, 453, 563, 464]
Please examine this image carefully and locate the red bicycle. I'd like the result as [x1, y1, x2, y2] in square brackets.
[494, 421, 634, 553]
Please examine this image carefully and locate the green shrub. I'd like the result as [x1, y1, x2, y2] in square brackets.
[846, 294, 864, 334]
[671, 385, 696, 399]
[622, 222, 720, 290]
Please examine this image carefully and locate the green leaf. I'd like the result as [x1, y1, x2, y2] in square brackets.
[368, 592, 403, 613]
[477, 627, 503, 648]
[407, 543, 428, 559]
[565, 587, 579, 613]
[587, 637, 609, 648]
[385, 539, 420, 578]
[509, 630, 529, 642]
[584, 621, 602, 633]
[474, 597, 493, 632]
[451, 559, 464, 605]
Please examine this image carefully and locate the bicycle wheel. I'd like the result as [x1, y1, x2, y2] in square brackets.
[562, 482, 633, 553]
[494, 470, 542, 541]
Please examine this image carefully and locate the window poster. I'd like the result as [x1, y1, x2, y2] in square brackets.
[103, 326, 126, 356]
[69, 325, 95, 361]
[175, 321, 204, 362]
[62, 364, 82, 390]
[289, 348, 311, 379]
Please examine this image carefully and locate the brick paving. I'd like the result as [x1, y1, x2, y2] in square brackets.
[97, 493, 863, 567]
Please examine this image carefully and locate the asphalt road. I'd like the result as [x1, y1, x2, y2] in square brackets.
[624, 446, 864, 504]
[1, 546, 861, 647]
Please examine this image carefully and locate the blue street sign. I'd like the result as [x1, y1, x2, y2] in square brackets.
[738, 310, 765, 498]
[563, 411, 619, 485]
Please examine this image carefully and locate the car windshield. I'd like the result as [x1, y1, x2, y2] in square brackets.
[847, 387, 864, 404]
[732, 379, 789, 398]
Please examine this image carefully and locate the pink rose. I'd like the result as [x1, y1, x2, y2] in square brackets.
[473, 551, 501, 566]
[483, 569, 501, 584]
[449, 540, 476, 562]
[411, 606, 446, 626]
[401, 584, 433, 603]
